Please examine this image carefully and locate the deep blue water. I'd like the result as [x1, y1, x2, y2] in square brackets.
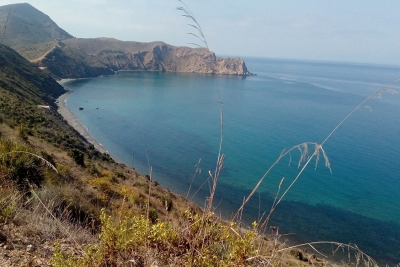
[63, 58, 400, 263]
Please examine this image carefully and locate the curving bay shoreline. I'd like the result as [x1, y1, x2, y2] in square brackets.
[56, 80, 108, 154]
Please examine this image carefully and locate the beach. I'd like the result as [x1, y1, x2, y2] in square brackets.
[56, 84, 108, 154]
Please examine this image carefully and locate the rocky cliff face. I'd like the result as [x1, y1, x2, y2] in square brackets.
[40, 38, 252, 79]
[156, 45, 250, 75]
[0, 3, 252, 79]
[0, 44, 66, 107]
[40, 45, 114, 78]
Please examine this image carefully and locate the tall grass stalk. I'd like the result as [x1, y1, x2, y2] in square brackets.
[28, 188, 83, 251]
[1, 150, 58, 173]
[230, 86, 398, 232]
[275, 241, 379, 266]
[178, 1, 399, 265]
[177, 0, 225, 214]
[177, 0, 209, 49]
[186, 158, 202, 199]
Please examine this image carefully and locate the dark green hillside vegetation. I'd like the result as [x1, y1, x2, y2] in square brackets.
[0, 42, 340, 267]
[0, 2, 385, 265]
[0, 41, 214, 265]
[0, 44, 65, 101]
[0, 44, 99, 157]
[0, 3, 72, 60]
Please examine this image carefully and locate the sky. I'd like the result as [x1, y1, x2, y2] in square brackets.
[0, 0, 399, 65]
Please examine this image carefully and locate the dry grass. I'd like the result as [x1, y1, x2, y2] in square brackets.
[0, 2, 398, 266]
[0, 124, 204, 266]
[176, 2, 400, 266]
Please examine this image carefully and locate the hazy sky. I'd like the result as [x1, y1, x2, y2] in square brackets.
[0, 0, 399, 65]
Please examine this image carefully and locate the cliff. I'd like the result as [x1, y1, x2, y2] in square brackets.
[0, 44, 65, 107]
[0, 4, 252, 79]
[46, 38, 253, 78]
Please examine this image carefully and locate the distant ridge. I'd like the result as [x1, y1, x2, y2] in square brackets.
[0, 3, 252, 78]
[0, 43, 65, 106]
[0, 3, 72, 60]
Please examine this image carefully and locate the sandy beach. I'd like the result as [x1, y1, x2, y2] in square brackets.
[56, 89, 108, 154]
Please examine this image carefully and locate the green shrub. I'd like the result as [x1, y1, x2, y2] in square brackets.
[0, 138, 50, 188]
[51, 208, 260, 267]
[86, 164, 100, 176]
[18, 125, 28, 141]
[68, 148, 85, 166]
[148, 207, 158, 223]
[0, 193, 17, 223]
[51, 209, 179, 267]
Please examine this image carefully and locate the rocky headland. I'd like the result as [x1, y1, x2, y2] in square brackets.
[37, 38, 252, 79]
[0, 3, 252, 79]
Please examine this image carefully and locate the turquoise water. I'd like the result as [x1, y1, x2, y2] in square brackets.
[63, 58, 400, 263]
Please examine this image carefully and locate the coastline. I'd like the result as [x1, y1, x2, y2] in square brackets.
[56, 88, 108, 154]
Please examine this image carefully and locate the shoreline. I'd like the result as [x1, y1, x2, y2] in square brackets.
[56, 90, 108, 154]
[52, 78, 395, 265]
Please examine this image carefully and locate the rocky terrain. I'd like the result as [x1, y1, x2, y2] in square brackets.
[0, 3, 252, 79]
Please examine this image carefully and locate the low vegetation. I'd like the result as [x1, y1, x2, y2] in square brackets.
[0, 69, 378, 267]
[0, 42, 348, 266]
[0, 133, 332, 267]
[0, 3, 392, 266]
[0, 123, 378, 266]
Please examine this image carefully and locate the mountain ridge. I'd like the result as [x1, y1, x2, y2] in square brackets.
[0, 3, 252, 78]
[0, 3, 72, 55]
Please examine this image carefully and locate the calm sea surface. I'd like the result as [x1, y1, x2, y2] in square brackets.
[63, 58, 400, 263]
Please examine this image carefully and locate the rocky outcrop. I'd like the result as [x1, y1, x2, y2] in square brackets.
[0, 44, 66, 107]
[40, 45, 114, 79]
[41, 38, 252, 78]
[0, 3, 252, 79]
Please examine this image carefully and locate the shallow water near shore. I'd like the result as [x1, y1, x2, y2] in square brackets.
[63, 58, 400, 263]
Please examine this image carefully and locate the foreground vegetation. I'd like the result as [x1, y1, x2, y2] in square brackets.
[0, 124, 349, 267]
[0, 43, 362, 267]
[0, 9, 389, 265]
[1, 118, 383, 267]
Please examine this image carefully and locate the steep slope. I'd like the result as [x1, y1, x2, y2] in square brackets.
[0, 44, 65, 105]
[43, 37, 252, 78]
[0, 43, 99, 155]
[39, 43, 114, 78]
[0, 44, 206, 267]
[0, 3, 72, 60]
[0, 3, 252, 78]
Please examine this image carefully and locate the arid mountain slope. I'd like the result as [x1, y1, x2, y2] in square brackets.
[0, 3, 252, 78]
[59, 37, 252, 76]
[0, 3, 72, 60]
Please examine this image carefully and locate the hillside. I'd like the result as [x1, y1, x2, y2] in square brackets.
[0, 3, 376, 267]
[39, 43, 115, 78]
[0, 43, 95, 154]
[0, 43, 202, 266]
[62, 37, 251, 75]
[0, 3, 72, 60]
[3, 43, 384, 267]
[0, 3, 252, 79]
[0, 44, 65, 104]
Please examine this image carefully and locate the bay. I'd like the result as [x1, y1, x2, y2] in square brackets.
[63, 58, 400, 263]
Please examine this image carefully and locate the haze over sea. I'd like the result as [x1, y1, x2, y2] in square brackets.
[63, 57, 400, 263]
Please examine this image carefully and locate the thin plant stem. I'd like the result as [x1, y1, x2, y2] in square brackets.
[231, 83, 398, 230]
[186, 158, 201, 199]
[1, 151, 58, 173]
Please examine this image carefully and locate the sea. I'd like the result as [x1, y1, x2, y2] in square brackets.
[62, 57, 400, 264]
